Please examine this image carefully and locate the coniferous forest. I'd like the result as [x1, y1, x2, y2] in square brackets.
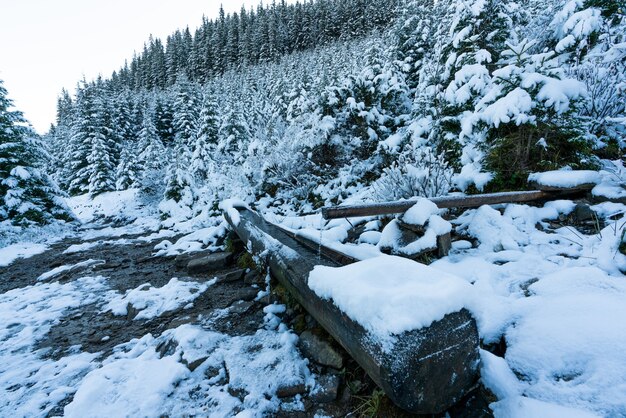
[1, 0, 621, 226]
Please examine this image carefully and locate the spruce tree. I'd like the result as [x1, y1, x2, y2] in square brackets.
[0, 80, 74, 225]
[191, 90, 219, 182]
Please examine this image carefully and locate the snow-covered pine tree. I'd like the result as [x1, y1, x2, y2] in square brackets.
[67, 82, 97, 195]
[172, 74, 200, 147]
[137, 106, 167, 196]
[476, 39, 594, 187]
[115, 141, 141, 190]
[0, 80, 74, 225]
[190, 89, 219, 182]
[160, 142, 196, 220]
[217, 103, 251, 163]
[87, 92, 117, 196]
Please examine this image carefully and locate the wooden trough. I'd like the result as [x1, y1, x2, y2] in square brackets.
[222, 205, 480, 414]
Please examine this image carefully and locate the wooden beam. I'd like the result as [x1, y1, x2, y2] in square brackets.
[322, 190, 555, 219]
[223, 207, 480, 414]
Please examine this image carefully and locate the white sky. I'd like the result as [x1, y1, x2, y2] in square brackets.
[0, 0, 289, 133]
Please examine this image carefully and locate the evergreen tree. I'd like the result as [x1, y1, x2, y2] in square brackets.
[137, 106, 167, 195]
[191, 90, 219, 181]
[0, 80, 73, 225]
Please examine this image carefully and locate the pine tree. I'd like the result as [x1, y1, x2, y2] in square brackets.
[137, 106, 167, 195]
[191, 90, 219, 182]
[0, 80, 74, 225]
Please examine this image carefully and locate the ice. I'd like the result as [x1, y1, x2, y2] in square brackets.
[308, 254, 473, 351]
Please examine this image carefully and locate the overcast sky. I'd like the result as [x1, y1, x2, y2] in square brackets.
[0, 0, 289, 133]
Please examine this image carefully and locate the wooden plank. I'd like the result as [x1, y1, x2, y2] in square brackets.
[322, 190, 554, 219]
[223, 207, 480, 414]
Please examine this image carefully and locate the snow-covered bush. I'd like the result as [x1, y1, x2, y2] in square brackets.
[372, 147, 453, 201]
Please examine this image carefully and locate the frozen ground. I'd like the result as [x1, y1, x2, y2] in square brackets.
[0, 191, 325, 417]
[1, 186, 626, 417]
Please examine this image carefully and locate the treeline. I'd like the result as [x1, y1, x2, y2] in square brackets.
[43, 0, 626, 226]
[108, 0, 399, 91]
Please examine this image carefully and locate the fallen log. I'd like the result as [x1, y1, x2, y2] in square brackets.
[322, 189, 582, 219]
[223, 205, 480, 414]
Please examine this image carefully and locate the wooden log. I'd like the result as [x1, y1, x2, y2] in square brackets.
[223, 207, 480, 414]
[322, 190, 553, 219]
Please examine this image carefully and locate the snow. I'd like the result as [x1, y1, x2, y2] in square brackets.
[65, 338, 189, 418]
[0, 242, 48, 267]
[63, 239, 132, 254]
[104, 278, 215, 320]
[219, 198, 249, 227]
[153, 222, 228, 257]
[0, 276, 108, 416]
[401, 197, 439, 226]
[308, 254, 473, 351]
[433, 198, 626, 416]
[491, 396, 601, 418]
[528, 170, 601, 188]
[36, 259, 105, 281]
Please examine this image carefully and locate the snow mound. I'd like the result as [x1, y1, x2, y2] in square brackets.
[104, 278, 215, 320]
[308, 254, 473, 351]
[528, 170, 601, 189]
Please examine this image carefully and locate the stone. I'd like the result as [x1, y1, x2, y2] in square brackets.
[187, 252, 233, 274]
[186, 357, 208, 372]
[229, 300, 255, 315]
[276, 382, 307, 398]
[309, 374, 341, 403]
[156, 338, 178, 358]
[217, 268, 245, 284]
[298, 331, 344, 370]
[573, 203, 596, 223]
[244, 270, 264, 286]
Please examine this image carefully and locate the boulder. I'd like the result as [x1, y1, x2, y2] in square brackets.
[187, 252, 233, 274]
[310, 374, 341, 403]
[276, 382, 307, 398]
[298, 330, 344, 370]
[216, 268, 246, 284]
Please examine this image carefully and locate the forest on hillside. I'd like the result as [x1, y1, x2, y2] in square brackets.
[2, 0, 625, 226]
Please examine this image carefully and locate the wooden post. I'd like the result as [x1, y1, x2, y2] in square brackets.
[223, 206, 480, 414]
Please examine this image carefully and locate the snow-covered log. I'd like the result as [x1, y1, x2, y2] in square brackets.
[223, 205, 480, 414]
[322, 189, 579, 219]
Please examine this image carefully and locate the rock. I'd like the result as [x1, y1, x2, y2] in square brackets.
[276, 382, 307, 398]
[298, 331, 344, 370]
[217, 268, 245, 284]
[186, 357, 208, 372]
[187, 252, 233, 274]
[573, 203, 596, 223]
[309, 374, 341, 403]
[156, 338, 178, 358]
[238, 287, 260, 303]
[229, 300, 255, 315]
[244, 270, 264, 286]
[126, 303, 139, 320]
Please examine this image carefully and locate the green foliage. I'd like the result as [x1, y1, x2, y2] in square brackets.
[484, 122, 598, 190]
